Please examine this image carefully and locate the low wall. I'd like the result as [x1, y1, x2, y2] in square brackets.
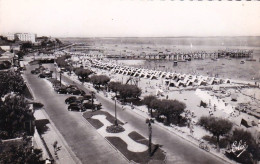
[33, 127, 50, 160]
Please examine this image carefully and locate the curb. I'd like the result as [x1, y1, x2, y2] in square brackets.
[40, 109, 82, 164]
[22, 74, 36, 100]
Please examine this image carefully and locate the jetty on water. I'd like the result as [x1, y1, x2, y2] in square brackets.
[67, 43, 253, 61]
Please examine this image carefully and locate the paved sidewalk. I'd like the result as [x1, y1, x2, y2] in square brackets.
[34, 109, 78, 164]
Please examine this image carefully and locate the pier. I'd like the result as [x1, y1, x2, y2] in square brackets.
[105, 49, 253, 60]
[65, 43, 254, 61]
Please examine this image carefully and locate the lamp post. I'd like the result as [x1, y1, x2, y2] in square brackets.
[91, 91, 95, 112]
[146, 118, 154, 157]
[114, 95, 118, 126]
[59, 71, 63, 87]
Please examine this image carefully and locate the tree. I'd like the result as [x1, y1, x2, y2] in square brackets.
[65, 65, 73, 75]
[0, 94, 35, 139]
[163, 99, 186, 125]
[143, 95, 157, 117]
[199, 116, 233, 152]
[118, 84, 141, 102]
[90, 75, 110, 89]
[74, 67, 82, 79]
[21, 42, 32, 50]
[229, 129, 260, 164]
[151, 99, 186, 125]
[17, 51, 25, 59]
[79, 69, 93, 83]
[55, 38, 62, 45]
[0, 61, 11, 70]
[108, 82, 122, 94]
[0, 137, 44, 164]
[56, 56, 68, 68]
[0, 71, 26, 97]
[40, 41, 47, 47]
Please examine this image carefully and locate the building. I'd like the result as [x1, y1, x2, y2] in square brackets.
[0, 45, 11, 51]
[6, 33, 15, 41]
[0, 45, 20, 52]
[0, 51, 15, 65]
[16, 33, 36, 43]
[5, 33, 37, 43]
[11, 44, 20, 51]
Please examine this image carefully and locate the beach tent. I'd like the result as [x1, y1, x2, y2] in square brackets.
[186, 80, 193, 86]
[198, 79, 207, 86]
[168, 81, 176, 87]
[156, 89, 164, 96]
[134, 72, 139, 77]
[160, 72, 167, 78]
[231, 94, 238, 101]
[150, 75, 157, 80]
[224, 79, 231, 83]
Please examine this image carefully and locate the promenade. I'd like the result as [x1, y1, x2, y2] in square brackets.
[24, 64, 127, 164]
[57, 65, 226, 164]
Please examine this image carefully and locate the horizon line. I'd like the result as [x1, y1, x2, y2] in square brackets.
[57, 36, 260, 38]
[1, 34, 260, 38]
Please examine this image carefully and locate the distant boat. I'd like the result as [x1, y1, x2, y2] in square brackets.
[246, 58, 256, 61]
[159, 65, 165, 67]
[240, 61, 245, 64]
[178, 60, 187, 62]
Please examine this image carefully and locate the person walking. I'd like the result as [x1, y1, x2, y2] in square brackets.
[53, 141, 58, 155]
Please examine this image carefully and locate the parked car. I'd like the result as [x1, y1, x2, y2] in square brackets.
[42, 71, 53, 78]
[83, 102, 93, 110]
[56, 87, 67, 94]
[70, 89, 82, 95]
[82, 94, 92, 100]
[83, 102, 102, 110]
[66, 85, 78, 93]
[31, 68, 40, 74]
[38, 74, 46, 78]
[80, 90, 86, 96]
[65, 96, 77, 104]
[68, 103, 84, 112]
[94, 103, 102, 110]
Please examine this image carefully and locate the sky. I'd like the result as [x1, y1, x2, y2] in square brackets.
[0, 0, 260, 37]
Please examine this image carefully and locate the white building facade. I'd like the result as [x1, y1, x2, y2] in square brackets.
[6, 33, 15, 41]
[6, 33, 36, 43]
[16, 33, 36, 43]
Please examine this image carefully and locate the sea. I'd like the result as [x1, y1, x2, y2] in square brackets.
[59, 37, 260, 82]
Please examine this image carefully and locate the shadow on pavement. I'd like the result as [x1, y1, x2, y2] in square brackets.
[35, 119, 50, 135]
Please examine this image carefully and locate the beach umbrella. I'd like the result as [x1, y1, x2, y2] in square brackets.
[231, 94, 238, 101]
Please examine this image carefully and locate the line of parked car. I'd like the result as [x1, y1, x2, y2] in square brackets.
[54, 85, 86, 96]
[31, 66, 53, 78]
[65, 94, 102, 112]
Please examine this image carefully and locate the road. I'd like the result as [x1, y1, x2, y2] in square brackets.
[24, 64, 127, 164]
[56, 66, 227, 164]
[26, 63, 226, 164]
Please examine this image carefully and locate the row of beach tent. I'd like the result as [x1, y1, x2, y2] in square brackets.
[90, 59, 231, 87]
